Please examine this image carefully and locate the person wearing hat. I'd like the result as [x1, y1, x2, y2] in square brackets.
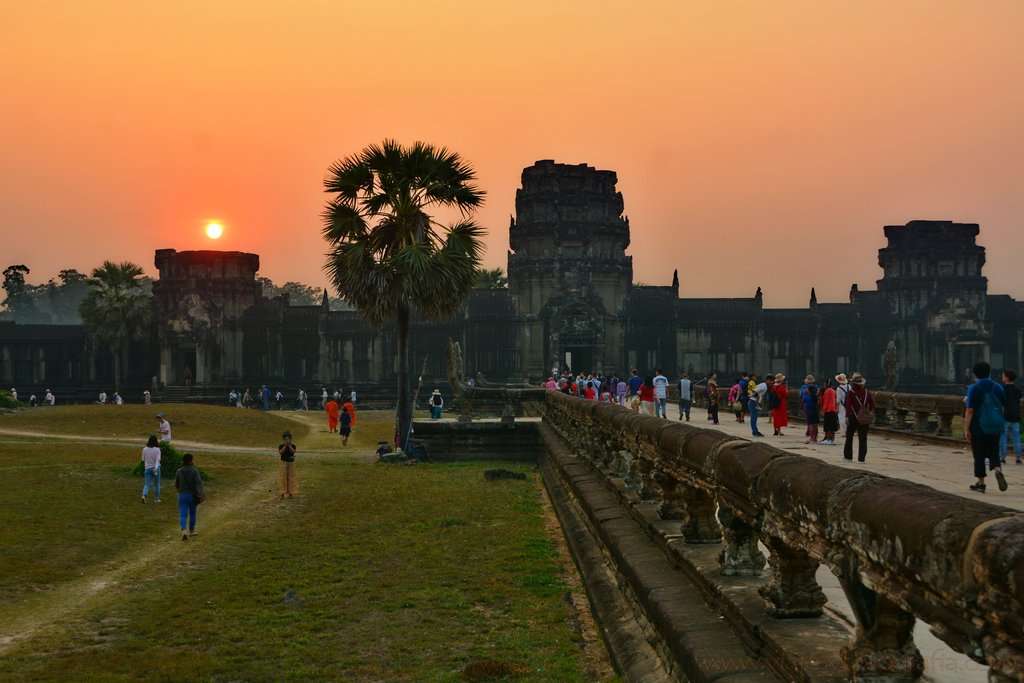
[705, 375, 720, 425]
[278, 431, 298, 499]
[843, 373, 875, 462]
[429, 389, 445, 419]
[770, 374, 789, 436]
[834, 374, 851, 433]
[156, 412, 171, 443]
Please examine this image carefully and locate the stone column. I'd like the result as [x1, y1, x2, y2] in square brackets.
[716, 503, 765, 575]
[759, 535, 826, 617]
[936, 412, 955, 436]
[838, 569, 924, 681]
[680, 487, 722, 544]
[912, 411, 931, 432]
[196, 344, 207, 385]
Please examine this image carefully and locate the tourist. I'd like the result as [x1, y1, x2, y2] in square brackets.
[98, 391, 107, 405]
[350, 389, 357, 404]
[339, 405, 353, 445]
[325, 396, 340, 433]
[738, 372, 752, 421]
[821, 381, 839, 445]
[297, 389, 308, 411]
[10, 388, 16, 402]
[1000, 369, 1022, 465]
[600, 384, 613, 403]
[627, 369, 643, 401]
[429, 389, 444, 418]
[678, 372, 692, 421]
[800, 376, 815, 436]
[143, 389, 151, 405]
[175, 453, 204, 540]
[45, 389, 54, 405]
[842, 373, 875, 462]
[544, 376, 557, 390]
[728, 379, 745, 423]
[183, 365, 192, 387]
[653, 369, 669, 418]
[706, 376, 720, 424]
[749, 374, 767, 437]
[638, 377, 655, 415]
[113, 392, 123, 406]
[965, 362, 1008, 493]
[279, 431, 298, 498]
[29, 394, 38, 407]
[275, 390, 283, 410]
[229, 389, 239, 406]
[156, 412, 172, 443]
[243, 388, 253, 408]
[803, 379, 820, 444]
[582, 381, 597, 401]
[320, 387, 328, 409]
[261, 385, 271, 411]
[835, 374, 851, 433]
[770, 374, 788, 436]
[140, 435, 162, 503]
[616, 377, 628, 406]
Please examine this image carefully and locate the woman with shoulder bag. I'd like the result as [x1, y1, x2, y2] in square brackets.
[843, 373, 875, 462]
[175, 453, 204, 540]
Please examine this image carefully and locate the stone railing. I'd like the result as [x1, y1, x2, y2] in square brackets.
[539, 390, 1024, 681]
[690, 384, 1003, 437]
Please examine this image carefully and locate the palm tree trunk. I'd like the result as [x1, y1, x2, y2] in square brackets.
[112, 346, 122, 395]
[396, 304, 413, 448]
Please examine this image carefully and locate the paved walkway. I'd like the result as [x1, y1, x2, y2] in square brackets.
[676, 408, 1024, 510]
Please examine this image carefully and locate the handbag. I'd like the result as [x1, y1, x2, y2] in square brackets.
[731, 400, 743, 412]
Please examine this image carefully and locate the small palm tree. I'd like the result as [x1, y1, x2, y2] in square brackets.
[323, 140, 485, 447]
[79, 261, 152, 394]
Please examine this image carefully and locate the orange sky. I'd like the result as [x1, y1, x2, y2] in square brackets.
[2, 1, 1022, 307]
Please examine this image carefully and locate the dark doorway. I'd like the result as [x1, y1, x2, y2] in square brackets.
[177, 348, 197, 386]
[563, 347, 594, 374]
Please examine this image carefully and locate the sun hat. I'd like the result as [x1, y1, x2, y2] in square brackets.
[804, 375, 815, 383]
[432, 389, 441, 395]
[156, 412, 164, 418]
[835, 373, 848, 383]
[850, 373, 866, 386]
[774, 374, 786, 383]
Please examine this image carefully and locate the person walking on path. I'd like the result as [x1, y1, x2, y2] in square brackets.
[339, 407, 353, 445]
[175, 453, 204, 540]
[325, 397, 340, 433]
[279, 431, 298, 498]
[1000, 369, 1022, 465]
[156, 412, 172, 443]
[429, 389, 444, 419]
[965, 361, 1008, 493]
[842, 373, 875, 462]
[616, 377, 628, 407]
[342, 399, 357, 430]
[706, 376, 720, 425]
[749, 374, 767, 437]
[653, 370, 669, 418]
[770, 374, 789, 436]
[821, 381, 839, 445]
[639, 376, 656, 416]
[140, 435, 162, 503]
[803, 380, 820, 444]
[835, 374, 851, 433]
[678, 372, 692, 421]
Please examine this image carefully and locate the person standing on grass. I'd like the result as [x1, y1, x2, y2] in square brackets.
[325, 396, 340, 433]
[140, 435, 161, 503]
[965, 361, 1008, 493]
[342, 398, 357, 432]
[279, 431, 298, 498]
[175, 453, 204, 540]
[1000, 369, 1022, 465]
[156, 412, 172, 443]
[842, 373, 875, 462]
[429, 389, 444, 419]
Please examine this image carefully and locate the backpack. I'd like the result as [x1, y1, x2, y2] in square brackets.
[767, 388, 781, 410]
[977, 383, 1006, 435]
[849, 390, 873, 425]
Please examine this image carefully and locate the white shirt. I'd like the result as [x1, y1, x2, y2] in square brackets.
[10, 389, 16, 401]
[45, 392, 55, 405]
[158, 419, 171, 442]
[653, 374, 668, 398]
[141, 446, 161, 469]
[350, 391, 357, 403]
[753, 382, 768, 404]
[836, 383, 851, 407]
[98, 392, 107, 403]
[113, 394, 123, 405]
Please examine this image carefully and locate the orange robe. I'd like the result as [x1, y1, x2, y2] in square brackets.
[326, 400, 339, 431]
[342, 402, 356, 427]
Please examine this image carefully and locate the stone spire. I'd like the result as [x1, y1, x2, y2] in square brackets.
[755, 286, 763, 305]
[321, 288, 330, 310]
[810, 287, 817, 307]
[671, 269, 679, 292]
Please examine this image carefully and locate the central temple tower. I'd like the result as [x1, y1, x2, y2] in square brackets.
[507, 160, 633, 377]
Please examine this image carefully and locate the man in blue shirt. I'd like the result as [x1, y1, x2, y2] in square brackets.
[627, 369, 643, 397]
[965, 361, 1008, 493]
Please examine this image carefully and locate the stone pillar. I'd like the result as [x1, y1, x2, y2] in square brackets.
[159, 346, 171, 385]
[196, 344, 207, 385]
[680, 487, 721, 544]
[936, 412, 955, 436]
[838, 570, 924, 681]
[717, 503, 765, 575]
[912, 411, 931, 432]
[759, 535, 826, 618]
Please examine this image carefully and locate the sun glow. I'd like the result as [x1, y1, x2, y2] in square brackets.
[206, 222, 223, 239]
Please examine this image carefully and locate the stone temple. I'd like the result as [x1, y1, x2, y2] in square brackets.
[1, 160, 1022, 394]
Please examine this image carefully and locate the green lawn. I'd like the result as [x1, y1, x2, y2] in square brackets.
[0, 408, 606, 681]
[0, 403, 311, 447]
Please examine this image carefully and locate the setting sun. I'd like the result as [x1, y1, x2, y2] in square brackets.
[206, 222, 223, 239]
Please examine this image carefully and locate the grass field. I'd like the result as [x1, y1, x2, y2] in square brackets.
[0, 407, 612, 681]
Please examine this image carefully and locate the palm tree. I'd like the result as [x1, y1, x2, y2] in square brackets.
[474, 267, 508, 289]
[79, 261, 152, 394]
[322, 140, 485, 448]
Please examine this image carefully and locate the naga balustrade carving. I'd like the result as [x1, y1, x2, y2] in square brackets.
[539, 390, 1024, 682]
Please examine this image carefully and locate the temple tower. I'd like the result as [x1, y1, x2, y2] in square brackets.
[507, 160, 633, 377]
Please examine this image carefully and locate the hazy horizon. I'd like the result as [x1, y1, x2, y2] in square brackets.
[2, 1, 1022, 307]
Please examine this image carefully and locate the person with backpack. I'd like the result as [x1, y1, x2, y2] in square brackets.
[1000, 369, 1022, 465]
[728, 379, 745, 423]
[843, 373, 875, 462]
[965, 361, 1008, 493]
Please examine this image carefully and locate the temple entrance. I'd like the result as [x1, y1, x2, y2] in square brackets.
[563, 346, 594, 375]
[176, 347, 197, 386]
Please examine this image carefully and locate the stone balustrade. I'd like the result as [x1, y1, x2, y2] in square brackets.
[539, 390, 1024, 682]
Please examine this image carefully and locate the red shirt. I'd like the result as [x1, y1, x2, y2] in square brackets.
[639, 385, 655, 402]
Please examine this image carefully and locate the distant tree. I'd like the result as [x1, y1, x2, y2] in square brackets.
[1, 264, 45, 322]
[323, 140, 485, 448]
[474, 267, 508, 288]
[79, 261, 153, 394]
[45, 269, 90, 323]
[278, 282, 321, 306]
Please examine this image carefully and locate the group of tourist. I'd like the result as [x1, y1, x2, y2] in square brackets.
[324, 393, 357, 445]
[964, 362, 1020, 494]
[541, 369, 680, 419]
[8, 388, 55, 407]
[138, 412, 204, 541]
[96, 391, 124, 405]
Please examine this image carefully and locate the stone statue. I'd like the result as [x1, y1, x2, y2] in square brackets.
[446, 338, 465, 396]
[883, 340, 899, 391]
